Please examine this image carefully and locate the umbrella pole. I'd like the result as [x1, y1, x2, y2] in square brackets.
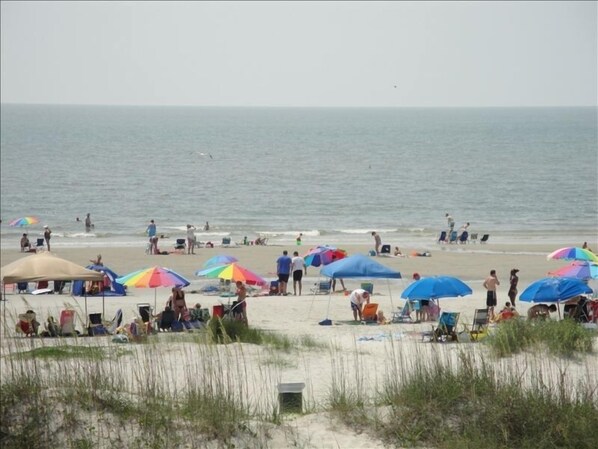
[102, 290, 105, 319]
[84, 292, 88, 327]
[557, 302, 561, 320]
[154, 288, 157, 312]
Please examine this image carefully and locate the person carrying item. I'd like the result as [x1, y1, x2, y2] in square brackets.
[349, 288, 370, 321]
[43, 225, 52, 251]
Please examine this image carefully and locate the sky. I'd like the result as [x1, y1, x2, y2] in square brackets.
[1, 1, 596, 107]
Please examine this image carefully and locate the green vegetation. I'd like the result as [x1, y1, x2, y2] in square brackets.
[487, 318, 595, 357]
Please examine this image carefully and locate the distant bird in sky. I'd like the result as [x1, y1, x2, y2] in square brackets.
[197, 152, 214, 159]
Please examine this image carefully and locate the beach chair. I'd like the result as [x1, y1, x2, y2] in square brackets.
[466, 308, 489, 341]
[88, 313, 109, 336]
[448, 231, 458, 244]
[138, 303, 152, 323]
[174, 238, 186, 252]
[437, 231, 447, 243]
[17, 282, 28, 293]
[222, 237, 232, 246]
[458, 231, 469, 244]
[60, 309, 78, 336]
[311, 280, 332, 295]
[393, 300, 415, 323]
[106, 309, 123, 334]
[36, 238, 45, 251]
[380, 244, 391, 255]
[480, 234, 490, 244]
[469, 233, 478, 243]
[361, 303, 378, 323]
[425, 311, 460, 342]
[361, 282, 374, 294]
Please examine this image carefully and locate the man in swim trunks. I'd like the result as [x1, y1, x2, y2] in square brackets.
[276, 250, 292, 296]
[483, 269, 500, 319]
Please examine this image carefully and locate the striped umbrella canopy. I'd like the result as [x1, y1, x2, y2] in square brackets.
[303, 245, 347, 267]
[548, 261, 598, 281]
[196, 263, 266, 286]
[203, 254, 239, 268]
[547, 247, 598, 263]
[116, 266, 190, 309]
[9, 216, 40, 227]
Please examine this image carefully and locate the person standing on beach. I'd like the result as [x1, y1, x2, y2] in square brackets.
[146, 220, 157, 254]
[43, 225, 52, 251]
[508, 268, 519, 306]
[276, 250, 292, 296]
[204, 221, 210, 231]
[84, 213, 92, 232]
[296, 233, 303, 246]
[371, 231, 382, 255]
[291, 251, 306, 296]
[483, 269, 500, 319]
[446, 213, 455, 234]
[186, 224, 196, 255]
[349, 288, 370, 321]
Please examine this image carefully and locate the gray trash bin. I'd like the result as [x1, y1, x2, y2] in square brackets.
[277, 382, 305, 413]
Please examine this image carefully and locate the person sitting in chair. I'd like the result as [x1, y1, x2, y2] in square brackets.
[20, 233, 31, 252]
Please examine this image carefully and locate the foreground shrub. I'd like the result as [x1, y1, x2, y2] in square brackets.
[487, 318, 594, 357]
[377, 353, 598, 449]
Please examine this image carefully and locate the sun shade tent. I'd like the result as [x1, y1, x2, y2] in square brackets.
[318, 254, 402, 323]
[1, 252, 105, 321]
[1, 252, 104, 284]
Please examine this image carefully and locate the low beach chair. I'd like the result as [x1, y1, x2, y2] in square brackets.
[88, 313, 109, 336]
[458, 231, 469, 244]
[361, 282, 374, 294]
[60, 309, 78, 336]
[448, 231, 458, 244]
[480, 234, 490, 244]
[174, 239, 186, 252]
[424, 311, 460, 342]
[437, 231, 447, 243]
[361, 303, 378, 323]
[311, 280, 332, 295]
[392, 300, 415, 323]
[469, 233, 478, 243]
[466, 308, 489, 341]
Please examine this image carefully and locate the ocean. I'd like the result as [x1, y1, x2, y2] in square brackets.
[1, 104, 596, 251]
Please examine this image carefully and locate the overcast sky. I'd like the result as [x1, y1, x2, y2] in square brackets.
[1, 1, 596, 107]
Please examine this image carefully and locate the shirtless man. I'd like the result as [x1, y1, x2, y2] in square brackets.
[483, 269, 500, 319]
[527, 304, 557, 320]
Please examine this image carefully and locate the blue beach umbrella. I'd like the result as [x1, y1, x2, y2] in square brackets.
[519, 277, 593, 303]
[401, 276, 473, 300]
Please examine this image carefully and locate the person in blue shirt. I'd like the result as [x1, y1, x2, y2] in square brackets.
[276, 250, 293, 296]
[146, 220, 158, 254]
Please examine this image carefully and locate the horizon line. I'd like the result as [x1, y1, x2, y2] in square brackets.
[1, 102, 596, 109]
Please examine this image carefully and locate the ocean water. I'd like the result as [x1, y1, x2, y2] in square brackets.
[1, 105, 596, 251]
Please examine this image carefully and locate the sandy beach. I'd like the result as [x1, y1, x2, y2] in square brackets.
[1, 241, 597, 448]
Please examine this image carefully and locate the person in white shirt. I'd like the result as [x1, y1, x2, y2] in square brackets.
[349, 288, 370, 321]
[186, 224, 196, 255]
[291, 251, 306, 296]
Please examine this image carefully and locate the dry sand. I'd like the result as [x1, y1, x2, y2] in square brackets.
[1, 241, 597, 448]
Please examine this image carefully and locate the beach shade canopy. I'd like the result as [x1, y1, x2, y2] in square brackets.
[401, 276, 473, 300]
[1, 251, 104, 284]
[203, 254, 239, 268]
[548, 261, 598, 281]
[547, 247, 598, 263]
[116, 266, 190, 310]
[116, 266, 190, 289]
[196, 263, 267, 286]
[303, 246, 347, 267]
[320, 254, 401, 279]
[8, 216, 40, 227]
[519, 277, 593, 303]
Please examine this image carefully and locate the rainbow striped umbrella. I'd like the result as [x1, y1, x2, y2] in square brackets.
[548, 261, 598, 281]
[196, 263, 266, 286]
[303, 246, 347, 267]
[547, 247, 598, 263]
[116, 266, 190, 309]
[9, 216, 40, 227]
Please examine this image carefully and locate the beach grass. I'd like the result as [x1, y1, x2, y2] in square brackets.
[486, 318, 595, 357]
[1, 316, 597, 449]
